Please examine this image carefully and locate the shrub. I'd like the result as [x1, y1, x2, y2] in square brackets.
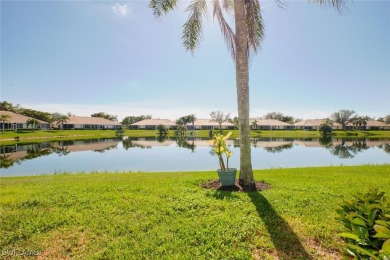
[336, 188, 390, 259]
[115, 128, 125, 137]
[319, 123, 333, 135]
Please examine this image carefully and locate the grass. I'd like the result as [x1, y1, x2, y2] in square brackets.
[1, 165, 389, 259]
[0, 130, 118, 142]
[1, 129, 389, 144]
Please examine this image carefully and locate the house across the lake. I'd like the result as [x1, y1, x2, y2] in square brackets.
[130, 119, 176, 130]
[250, 119, 294, 130]
[187, 119, 235, 130]
[345, 120, 389, 130]
[61, 116, 122, 130]
[293, 119, 342, 130]
[0, 111, 50, 130]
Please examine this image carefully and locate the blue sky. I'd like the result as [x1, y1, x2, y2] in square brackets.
[1, 0, 389, 121]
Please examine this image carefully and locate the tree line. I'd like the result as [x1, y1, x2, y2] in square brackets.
[1, 102, 389, 131]
[0, 101, 118, 126]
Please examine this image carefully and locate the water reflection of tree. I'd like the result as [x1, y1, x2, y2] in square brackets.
[381, 144, 390, 154]
[1, 144, 54, 168]
[156, 136, 167, 143]
[51, 145, 71, 156]
[351, 139, 369, 152]
[329, 139, 357, 159]
[263, 143, 293, 154]
[0, 153, 15, 168]
[319, 136, 333, 148]
[93, 145, 118, 153]
[122, 139, 151, 150]
[24, 144, 52, 159]
[327, 138, 372, 159]
[176, 137, 196, 152]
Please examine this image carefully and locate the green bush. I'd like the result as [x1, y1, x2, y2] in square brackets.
[319, 123, 333, 135]
[336, 188, 390, 259]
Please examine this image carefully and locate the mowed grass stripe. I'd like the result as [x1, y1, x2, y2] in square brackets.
[1, 165, 389, 259]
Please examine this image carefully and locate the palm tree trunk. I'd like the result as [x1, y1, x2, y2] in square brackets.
[234, 0, 256, 191]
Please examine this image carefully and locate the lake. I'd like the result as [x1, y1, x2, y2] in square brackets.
[1, 137, 389, 177]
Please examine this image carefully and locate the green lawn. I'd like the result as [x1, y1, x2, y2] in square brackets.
[1, 165, 389, 259]
[1, 129, 389, 144]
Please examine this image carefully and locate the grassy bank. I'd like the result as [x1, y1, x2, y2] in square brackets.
[1, 129, 389, 144]
[1, 165, 389, 259]
[0, 130, 119, 143]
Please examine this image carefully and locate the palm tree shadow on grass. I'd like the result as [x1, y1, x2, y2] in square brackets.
[248, 192, 312, 259]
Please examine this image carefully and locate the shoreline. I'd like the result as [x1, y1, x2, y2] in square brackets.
[1, 129, 389, 144]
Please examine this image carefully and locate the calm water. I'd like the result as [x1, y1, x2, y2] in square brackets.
[1, 137, 389, 177]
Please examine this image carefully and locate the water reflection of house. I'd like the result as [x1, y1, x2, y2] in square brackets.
[62, 116, 121, 130]
[2, 151, 29, 161]
[130, 140, 176, 147]
[253, 141, 293, 148]
[0, 111, 50, 130]
[293, 140, 323, 147]
[293, 119, 342, 130]
[51, 140, 119, 152]
[190, 139, 235, 147]
[294, 139, 390, 148]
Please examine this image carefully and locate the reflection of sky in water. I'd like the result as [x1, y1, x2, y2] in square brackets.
[1, 139, 389, 177]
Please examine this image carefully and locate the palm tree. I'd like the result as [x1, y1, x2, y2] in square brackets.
[350, 117, 359, 130]
[188, 114, 196, 133]
[26, 119, 39, 132]
[150, 0, 347, 191]
[250, 120, 258, 130]
[357, 116, 368, 130]
[0, 114, 11, 134]
[51, 113, 70, 130]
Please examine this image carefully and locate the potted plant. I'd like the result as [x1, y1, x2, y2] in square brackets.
[209, 131, 237, 186]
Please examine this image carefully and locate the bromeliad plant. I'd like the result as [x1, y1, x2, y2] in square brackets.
[336, 188, 390, 260]
[209, 131, 233, 171]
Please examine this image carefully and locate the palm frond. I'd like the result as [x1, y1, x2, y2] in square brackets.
[309, 0, 349, 14]
[149, 0, 178, 18]
[182, 0, 208, 53]
[213, 0, 236, 59]
[244, 0, 265, 55]
[275, 0, 287, 9]
[222, 0, 234, 13]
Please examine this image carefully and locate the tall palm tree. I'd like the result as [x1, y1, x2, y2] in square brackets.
[150, 0, 347, 191]
[0, 114, 11, 134]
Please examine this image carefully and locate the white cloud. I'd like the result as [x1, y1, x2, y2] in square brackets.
[111, 3, 129, 17]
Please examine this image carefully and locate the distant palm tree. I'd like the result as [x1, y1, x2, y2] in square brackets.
[150, 0, 348, 191]
[26, 119, 39, 132]
[357, 117, 368, 130]
[0, 114, 11, 133]
[51, 113, 70, 130]
[188, 114, 196, 132]
[250, 120, 258, 130]
[351, 117, 359, 130]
